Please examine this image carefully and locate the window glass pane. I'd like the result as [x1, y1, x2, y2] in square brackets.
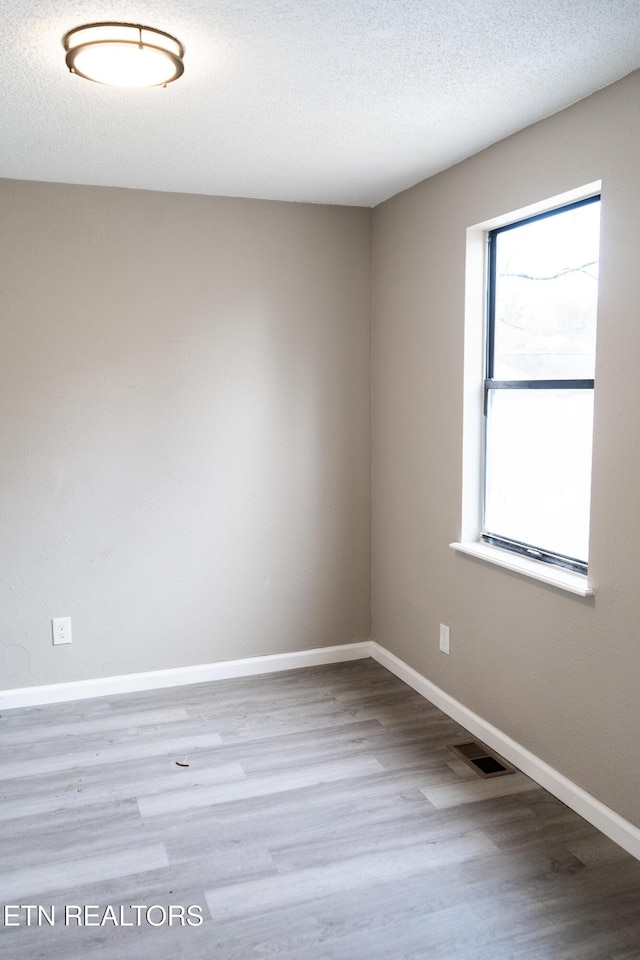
[484, 389, 594, 562]
[493, 201, 600, 380]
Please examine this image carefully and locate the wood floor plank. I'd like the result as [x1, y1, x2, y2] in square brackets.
[0, 706, 190, 746]
[420, 770, 539, 807]
[205, 829, 499, 923]
[0, 843, 169, 902]
[137, 754, 385, 818]
[0, 759, 246, 822]
[0, 729, 224, 781]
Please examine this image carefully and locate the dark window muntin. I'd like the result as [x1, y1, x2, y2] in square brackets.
[481, 194, 600, 576]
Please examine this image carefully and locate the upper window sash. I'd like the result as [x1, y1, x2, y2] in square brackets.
[486, 194, 600, 384]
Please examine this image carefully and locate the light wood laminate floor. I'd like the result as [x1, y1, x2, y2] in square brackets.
[1, 659, 640, 959]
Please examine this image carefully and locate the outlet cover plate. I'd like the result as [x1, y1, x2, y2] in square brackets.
[52, 617, 72, 645]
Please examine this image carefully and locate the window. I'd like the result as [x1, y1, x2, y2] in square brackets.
[482, 196, 600, 575]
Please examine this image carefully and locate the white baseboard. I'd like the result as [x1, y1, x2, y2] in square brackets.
[369, 641, 640, 862]
[0, 641, 371, 711]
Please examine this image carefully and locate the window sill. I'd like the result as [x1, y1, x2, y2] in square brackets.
[449, 541, 594, 597]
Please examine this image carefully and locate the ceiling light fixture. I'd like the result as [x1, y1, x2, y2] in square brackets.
[63, 22, 184, 88]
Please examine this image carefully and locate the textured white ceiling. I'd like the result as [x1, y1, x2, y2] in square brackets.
[2, 1, 640, 206]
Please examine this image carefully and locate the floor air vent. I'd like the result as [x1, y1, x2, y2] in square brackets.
[448, 741, 515, 778]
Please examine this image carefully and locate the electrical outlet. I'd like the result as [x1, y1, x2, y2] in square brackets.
[439, 623, 450, 655]
[52, 617, 72, 645]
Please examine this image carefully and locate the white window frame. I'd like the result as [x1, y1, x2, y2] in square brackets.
[450, 181, 601, 597]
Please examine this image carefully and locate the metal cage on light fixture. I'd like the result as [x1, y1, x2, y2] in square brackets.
[63, 22, 184, 88]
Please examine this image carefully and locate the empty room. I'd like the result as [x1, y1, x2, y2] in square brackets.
[2, 2, 640, 958]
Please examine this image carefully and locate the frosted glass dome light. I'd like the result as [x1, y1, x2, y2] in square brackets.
[64, 23, 184, 88]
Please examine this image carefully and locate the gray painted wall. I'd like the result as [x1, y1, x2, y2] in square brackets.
[372, 71, 640, 828]
[0, 182, 372, 688]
